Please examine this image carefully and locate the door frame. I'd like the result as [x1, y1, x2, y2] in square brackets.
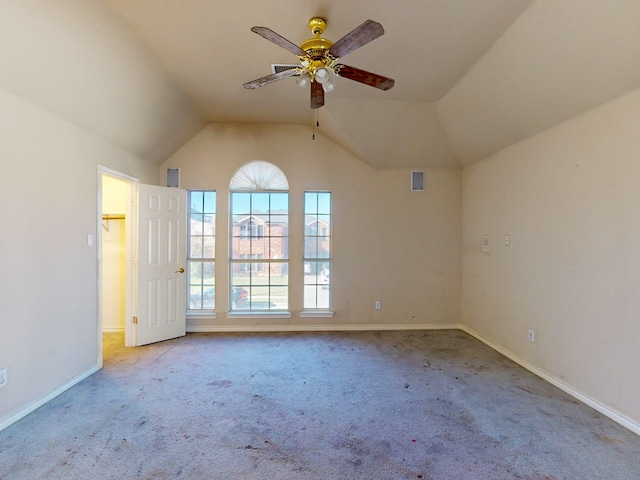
[97, 165, 139, 364]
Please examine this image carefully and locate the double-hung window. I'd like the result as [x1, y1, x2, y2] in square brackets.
[303, 191, 331, 309]
[187, 191, 216, 310]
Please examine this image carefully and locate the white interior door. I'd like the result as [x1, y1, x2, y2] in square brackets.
[136, 184, 187, 346]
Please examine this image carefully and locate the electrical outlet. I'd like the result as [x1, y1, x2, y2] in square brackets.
[0, 368, 7, 388]
[504, 234, 511, 247]
[375, 301, 381, 310]
[528, 329, 535, 343]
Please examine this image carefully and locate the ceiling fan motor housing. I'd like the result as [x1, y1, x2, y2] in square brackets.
[309, 18, 326, 36]
[299, 17, 336, 83]
[300, 18, 334, 60]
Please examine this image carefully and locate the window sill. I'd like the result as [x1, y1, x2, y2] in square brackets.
[225, 311, 293, 319]
[187, 311, 217, 320]
[299, 310, 335, 318]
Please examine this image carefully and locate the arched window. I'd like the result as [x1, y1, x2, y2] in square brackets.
[229, 160, 289, 191]
[229, 162, 289, 311]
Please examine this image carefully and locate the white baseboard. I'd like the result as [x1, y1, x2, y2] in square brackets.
[0, 364, 100, 433]
[459, 325, 640, 437]
[102, 327, 124, 333]
[187, 323, 459, 333]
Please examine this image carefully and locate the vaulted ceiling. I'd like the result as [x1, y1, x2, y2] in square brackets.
[4, 1, 640, 170]
[100, 0, 533, 169]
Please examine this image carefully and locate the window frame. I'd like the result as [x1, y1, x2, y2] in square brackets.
[187, 190, 216, 313]
[228, 190, 290, 313]
[302, 191, 332, 312]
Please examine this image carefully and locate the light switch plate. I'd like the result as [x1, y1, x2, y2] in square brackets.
[482, 235, 490, 252]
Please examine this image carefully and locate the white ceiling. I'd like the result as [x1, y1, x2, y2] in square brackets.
[99, 0, 640, 169]
[99, 0, 533, 168]
[5, 1, 640, 169]
[100, 0, 529, 117]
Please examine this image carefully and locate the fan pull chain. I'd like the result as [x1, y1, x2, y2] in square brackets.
[312, 110, 320, 140]
[312, 110, 316, 140]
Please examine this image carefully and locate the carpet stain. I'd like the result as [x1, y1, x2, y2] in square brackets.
[207, 380, 233, 387]
[600, 435, 623, 445]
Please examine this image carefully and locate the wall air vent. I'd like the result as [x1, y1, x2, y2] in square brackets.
[411, 171, 425, 192]
[166, 168, 180, 188]
[271, 64, 299, 74]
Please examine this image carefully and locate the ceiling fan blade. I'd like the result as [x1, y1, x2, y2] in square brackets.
[243, 68, 299, 90]
[251, 26, 307, 56]
[328, 20, 384, 59]
[311, 80, 324, 109]
[335, 64, 395, 91]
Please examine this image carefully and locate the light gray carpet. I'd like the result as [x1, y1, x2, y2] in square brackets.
[1, 330, 639, 479]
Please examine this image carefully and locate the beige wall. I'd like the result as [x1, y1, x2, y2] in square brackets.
[161, 123, 462, 329]
[438, 0, 640, 167]
[461, 86, 640, 425]
[0, 0, 204, 429]
[0, 0, 205, 163]
[0, 87, 158, 427]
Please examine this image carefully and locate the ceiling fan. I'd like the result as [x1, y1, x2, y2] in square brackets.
[243, 17, 395, 109]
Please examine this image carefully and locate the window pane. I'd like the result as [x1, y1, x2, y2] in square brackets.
[251, 193, 269, 213]
[231, 263, 251, 283]
[318, 261, 330, 280]
[232, 215, 248, 232]
[317, 193, 331, 214]
[304, 262, 316, 284]
[304, 192, 317, 214]
[250, 266, 269, 285]
[202, 287, 215, 309]
[317, 237, 330, 258]
[317, 215, 331, 229]
[232, 193, 251, 214]
[230, 239, 247, 260]
[304, 285, 318, 309]
[202, 237, 215, 258]
[232, 286, 249, 309]
[250, 238, 266, 257]
[190, 213, 205, 233]
[190, 191, 203, 211]
[202, 262, 215, 285]
[304, 237, 317, 258]
[270, 284, 288, 309]
[204, 213, 215, 232]
[189, 286, 202, 309]
[189, 262, 202, 283]
[203, 192, 216, 213]
[316, 288, 330, 309]
[270, 193, 288, 212]
[267, 238, 285, 260]
[269, 215, 288, 228]
[190, 237, 203, 259]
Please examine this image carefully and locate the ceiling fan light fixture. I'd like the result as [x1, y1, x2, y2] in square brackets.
[297, 72, 311, 88]
[314, 67, 330, 83]
[322, 78, 335, 93]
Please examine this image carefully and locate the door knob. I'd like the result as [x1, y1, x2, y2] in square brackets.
[176, 268, 185, 273]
